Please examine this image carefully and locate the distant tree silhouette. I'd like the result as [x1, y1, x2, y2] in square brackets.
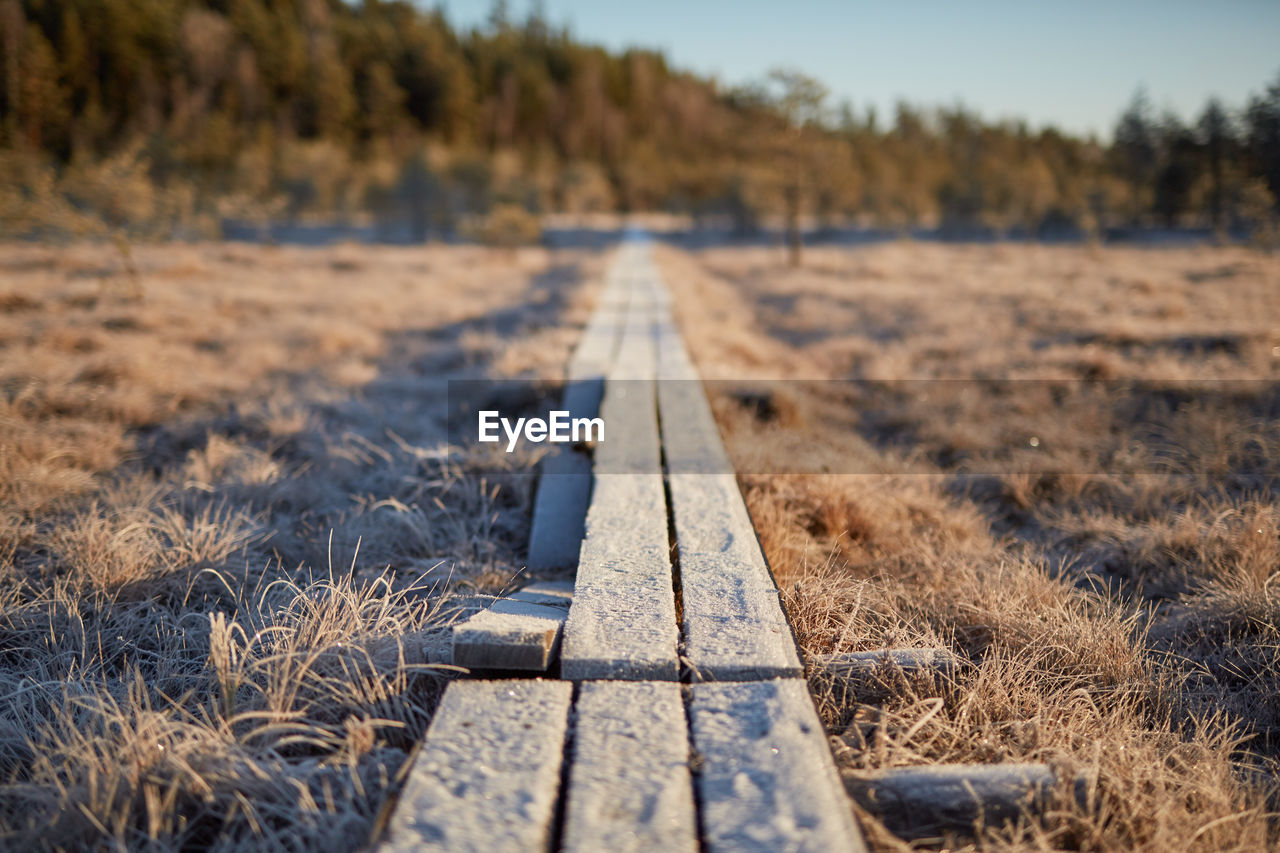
[1113, 88, 1157, 225]
[1153, 112, 1197, 228]
[1246, 73, 1280, 213]
[1196, 98, 1235, 230]
[765, 68, 828, 266]
[0, 2, 1276, 242]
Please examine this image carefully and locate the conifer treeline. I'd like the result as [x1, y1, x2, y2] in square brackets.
[1, 0, 1277, 238]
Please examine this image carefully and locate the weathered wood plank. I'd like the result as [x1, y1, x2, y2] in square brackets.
[655, 317, 697, 383]
[842, 763, 1080, 839]
[562, 681, 698, 853]
[526, 279, 625, 571]
[451, 601, 566, 671]
[561, 288, 680, 681]
[559, 473, 677, 680]
[670, 472, 801, 681]
[652, 305, 804, 680]
[689, 679, 867, 853]
[812, 648, 965, 681]
[450, 581, 573, 671]
[381, 679, 572, 853]
[567, 311, 625, 378]
[809, 648, 967, 705]
[671, 471, 800, 678]
[526, 449, 595, 572]
[510, 579, 575, 607]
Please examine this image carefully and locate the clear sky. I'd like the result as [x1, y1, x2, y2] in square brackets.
[438, 0, 1280, 140]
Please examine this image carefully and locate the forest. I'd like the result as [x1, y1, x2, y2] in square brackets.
[1, 0, 1279, 241]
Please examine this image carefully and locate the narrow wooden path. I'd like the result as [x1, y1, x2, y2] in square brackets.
[381, 236, 867, 852]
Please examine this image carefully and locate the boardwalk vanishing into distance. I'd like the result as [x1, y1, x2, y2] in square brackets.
[378, 235, 865, 852]
[378, 236, 1075, 852]
[8, 6, 1279, 848]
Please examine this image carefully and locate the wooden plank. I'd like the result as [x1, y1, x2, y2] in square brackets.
[381, 679, 572, 853]
[510, 579, 574, 607]
[655, 359, 730, 474]
[811, 648, 964, 680]
[670, 505, 801, 681]
[560, 469, 677, 680]
[451, 602, 565, 671]
[526, 283, 624, 570]
[651, 294, 804, 680]
[561, 276, 680, 681]
[842, 763, 1079, 840]
[562, 681, 698, 853]
[527, 448, 595, 572]
[655, 314, 695, 382]
[450, 581, 573, 671]
[567, 310, 625, 377]
[689, 679, 868, 853]
[810, 648, 967, 706]
[665, 453, 801, 679]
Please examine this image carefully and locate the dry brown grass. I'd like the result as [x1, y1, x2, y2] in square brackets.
[0, 241, 603, 849]
[657, 239, 1280, 851]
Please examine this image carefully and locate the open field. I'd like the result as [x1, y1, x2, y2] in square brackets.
[0, 242, 603, 849]
[4, 235, 1279, 851]
[657, 240, 1280, 850]
[5, 1, 1279, 848]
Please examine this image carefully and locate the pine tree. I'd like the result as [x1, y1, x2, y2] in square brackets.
[1246, 73, 1280, 214]
[1113, 88, 1157, 225]
[1197, 98, 1235, 230]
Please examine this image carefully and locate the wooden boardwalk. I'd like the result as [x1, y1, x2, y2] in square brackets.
[380, 236, 867, 852]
